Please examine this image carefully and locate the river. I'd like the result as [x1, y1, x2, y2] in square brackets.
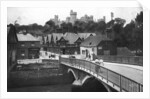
[8, 64, 112, 92]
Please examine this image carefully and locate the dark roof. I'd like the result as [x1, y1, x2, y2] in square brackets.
[74, 37, 82, 43]
[63, 33, 79, 44]
[46, 33, 96, 44]
[7, 24, 18, 43]
[59, 37, 68, 42]
[80, 35, 110, 47]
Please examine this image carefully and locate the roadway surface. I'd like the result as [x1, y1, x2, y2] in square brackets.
[61, 58, 143, 85]
[102, 62, 143, 84]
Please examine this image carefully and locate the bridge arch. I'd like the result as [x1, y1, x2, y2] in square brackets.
[67, 68, 112, 92]
[100, 80, 112, 92]
[81, 75, 93, 84]
[68, 69, 78, 80]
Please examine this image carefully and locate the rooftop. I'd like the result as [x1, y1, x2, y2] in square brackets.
[17, 33, 40, 41]
[80, 35, 110, 47]
[45, 32, 96, 44]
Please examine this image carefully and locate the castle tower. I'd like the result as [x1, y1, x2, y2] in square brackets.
[70, 10, 77, 25]
[103, 16, 106, 22]
[54, 15, 59, 25]
[111, 12, 114, 20]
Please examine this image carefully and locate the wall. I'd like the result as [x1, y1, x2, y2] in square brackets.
[80, 46, 97, 60]
[97, 41, 117, 55]
[18, 41, 41, 48]
[7, 44, 18, 67]
[17, 41, 41, 59]
[17, 48, 28, 59]
[45, 46, 80, 55]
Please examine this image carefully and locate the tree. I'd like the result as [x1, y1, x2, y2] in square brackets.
[96, 21, 106, 34]
[122, 11, 143, 56]
[16, 23, 44, 34]
[44, 20, 56, 34]
[124, 20, 135, 47]
[85, 21, 96, 32]
[112, 18, 126, 47]
[132, 11, 143, 55]
[74, 21, 86, 32]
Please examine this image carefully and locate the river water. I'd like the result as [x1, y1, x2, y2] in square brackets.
[8, 84, 72, 92]
[8, 64, 111, 92]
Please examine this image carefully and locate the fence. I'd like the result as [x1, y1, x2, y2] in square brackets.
[61, 57, 143, 92]
[97, 56, 143, 66]
[17, 59, 42, 64]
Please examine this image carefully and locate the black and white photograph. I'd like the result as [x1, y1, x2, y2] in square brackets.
[0, 0, 150, 99]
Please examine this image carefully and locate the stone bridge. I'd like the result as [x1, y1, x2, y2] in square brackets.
[60, 57, 143, 92]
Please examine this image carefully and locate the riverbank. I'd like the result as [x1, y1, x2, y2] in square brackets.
[8, 84, 72, 92]
[7, 68, 74, 89]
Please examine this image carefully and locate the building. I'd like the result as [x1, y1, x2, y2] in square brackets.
[80, 15, 93, 23]
[66, 17, 71, 23]
[80, 35, 117, 58]
[97, 16, 106, 22]
[70, 10, 77, 25]
[7, 24, 18, 70]
[42, 32, 95, 55]
[17, 33, 41, 59]
[51, 15, 60, 26]
[65, 10, 77, 25]
[111, 12, 114, 20]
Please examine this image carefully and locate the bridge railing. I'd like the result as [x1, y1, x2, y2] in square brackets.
[61, 57, 143, 92]
[97, 56, 143, 66]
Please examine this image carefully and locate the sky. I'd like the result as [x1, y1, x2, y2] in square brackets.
[7, 7, 142, 26]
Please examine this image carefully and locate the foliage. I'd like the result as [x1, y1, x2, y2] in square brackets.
[13, 11, 143, 56]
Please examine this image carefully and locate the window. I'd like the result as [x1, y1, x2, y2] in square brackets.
[31, 42, 35, 46]
[98, 46, 102, 49]
[89, 42, 92, 45]
[104, 50, 110, 55]
[20, 50, 25, 56]
[21, 53, 25, 56]
[21, 43, 25, 47]
[82, 50, 85, 55]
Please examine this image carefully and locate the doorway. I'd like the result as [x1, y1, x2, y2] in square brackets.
[62, 49, 65, 54]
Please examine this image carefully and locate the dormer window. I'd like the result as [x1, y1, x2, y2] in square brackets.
[89, 42, 92, 45]
[90, 34, 93, 36]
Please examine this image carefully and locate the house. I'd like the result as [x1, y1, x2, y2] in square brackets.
[80, 35, 117, 58]
[41, 32, 96, 55]
[7, 24, 18, 70]
[56, 33, 80, 54]
[17, 33, 41, 59]
[74, 37, 83, 46]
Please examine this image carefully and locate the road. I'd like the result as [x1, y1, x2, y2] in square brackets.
[102, 62, 143, 84]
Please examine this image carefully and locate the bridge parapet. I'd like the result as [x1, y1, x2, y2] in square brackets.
[61, 57, 143, 92]
[97, 56, 143, 66]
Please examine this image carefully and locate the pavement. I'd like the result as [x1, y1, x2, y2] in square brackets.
[102, 62, 143, 84]
[62, 59, 143, 85]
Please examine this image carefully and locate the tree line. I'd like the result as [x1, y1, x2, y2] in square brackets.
[14, 11, 143, 56]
